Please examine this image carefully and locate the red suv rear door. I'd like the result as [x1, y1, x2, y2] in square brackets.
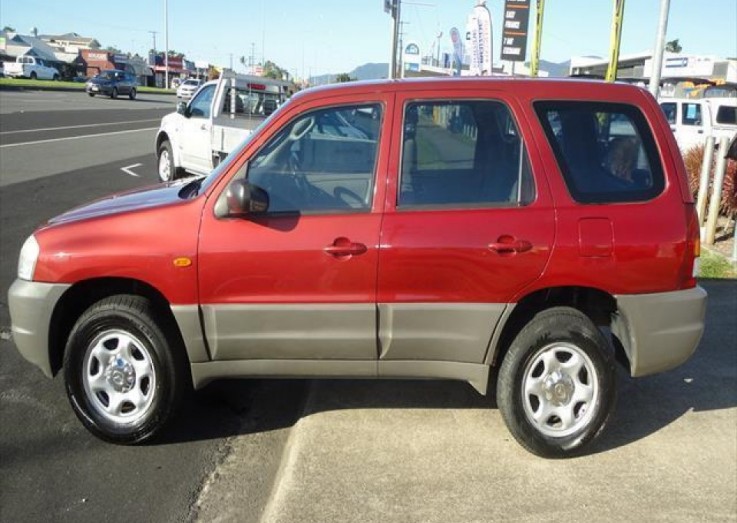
[377, 89, 555, 365]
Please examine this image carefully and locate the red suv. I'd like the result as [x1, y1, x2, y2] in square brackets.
[9, 78, 707, 457]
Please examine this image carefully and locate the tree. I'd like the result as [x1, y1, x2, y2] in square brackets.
[105, 45, 122, 54]
[335, 73, 354, 83]
[666, 39, 682, 53]
[2, 26, 16, 32]
[262, 60, 288, 80]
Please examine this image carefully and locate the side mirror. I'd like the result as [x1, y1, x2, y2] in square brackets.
[176, 101, 188, 116]
[224, 179, 269, 216]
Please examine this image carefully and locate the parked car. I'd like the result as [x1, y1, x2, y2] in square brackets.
[85, 70, 138, 99]
[156, 70, 288, 181]
[176, 78, 202, 99]
[8, 78, 706, 458]
[659, 97, 737, 152]
[4, 55, 59, 80]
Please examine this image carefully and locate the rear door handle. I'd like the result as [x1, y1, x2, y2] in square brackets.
[324, 237, 367, 257]
[488, 237, 532, 255]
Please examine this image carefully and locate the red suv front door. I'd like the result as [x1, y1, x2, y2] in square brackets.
[197, 95, 392, 362]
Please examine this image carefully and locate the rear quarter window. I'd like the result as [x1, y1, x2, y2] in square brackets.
[715, 105, 737, 125]
[535, 101, 665, 204]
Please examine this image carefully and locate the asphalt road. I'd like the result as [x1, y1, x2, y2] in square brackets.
[0, 89, 735, 523]
[0, 90, 303, 522]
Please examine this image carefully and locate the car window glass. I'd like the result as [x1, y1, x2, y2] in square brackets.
[682, 103, 702, 126]
[247, 103, 382, 213]
[398, 100, 534, 208]
[535, 101, 664, 204]
[716, 105, 737, 125]
[660, 102, 677, 125]
[189, 84, 216, 118]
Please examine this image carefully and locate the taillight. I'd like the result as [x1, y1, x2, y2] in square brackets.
[681, 204, 700, 288]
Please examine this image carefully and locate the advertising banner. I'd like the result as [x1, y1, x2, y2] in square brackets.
[449, 27, 464, 75]
[466, 2, 493, 76]
[501, 0, 531, 62]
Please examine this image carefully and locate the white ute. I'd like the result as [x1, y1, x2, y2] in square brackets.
[155, 70, 289, 181]
[4, 56, 59, 80]
[659, 97, 737, 152]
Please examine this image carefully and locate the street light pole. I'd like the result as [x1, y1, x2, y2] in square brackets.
[648, 0, 671, 97]
[164, 0, 169, 89]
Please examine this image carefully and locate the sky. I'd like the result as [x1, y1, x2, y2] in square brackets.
[1, 0, 736, 78]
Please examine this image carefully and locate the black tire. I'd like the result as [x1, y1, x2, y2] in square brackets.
[129, 87, 137, 100]
[496, 306, 616, 458]
[30, 72, 37, 80]
[88, 92, 95, 97]
[157, 140, 182, 182]
[63, 295, 188, 444]
[53, 74, 59, 81]
[111, 87, 118, 99]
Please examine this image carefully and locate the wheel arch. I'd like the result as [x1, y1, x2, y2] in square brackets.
[488, 285, 628, 370]
[48, 277, 189, 377]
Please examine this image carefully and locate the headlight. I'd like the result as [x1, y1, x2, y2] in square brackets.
[18, 235, 40, 281]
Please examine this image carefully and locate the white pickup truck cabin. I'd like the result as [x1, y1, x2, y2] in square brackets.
[659, 97, 737, 152]
[4, 55, 59, 80]
[155, 70, 290, 181]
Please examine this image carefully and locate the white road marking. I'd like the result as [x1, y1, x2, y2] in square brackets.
[121, 163, 143, 177]
[0, 127, 158, 148]
[0, 118, 160, 135]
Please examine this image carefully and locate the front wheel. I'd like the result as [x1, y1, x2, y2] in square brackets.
[111, 87, 118, 99]
[53, 74, 59, 81]
[129, 88, 137, 100]
[157, 140, 183, 182]
[63, 295, 187, 444]
[30, 72, 37, 80]
[88, 92, 95, 97]
[496, 307, 616, 458]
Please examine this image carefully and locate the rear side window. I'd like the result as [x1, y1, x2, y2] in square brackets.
[681, 103, 702, 126]
[716, 105, 737, 125]
[535, 101, 664, 204]
[660, 102, 677, 125]
[399, 100, 534, 208]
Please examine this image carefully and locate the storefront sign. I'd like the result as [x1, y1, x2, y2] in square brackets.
[86, 52, 109, 62]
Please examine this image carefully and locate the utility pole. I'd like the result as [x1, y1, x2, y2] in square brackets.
[164, 0, 169, 89]
[605, 0, 626, 82]
[398, 20, 410, 78]
[385, 0, 401, 79]
[149, 31, 157, 54]
[648, 0, 671, 97]
[530, 0, 545, 77]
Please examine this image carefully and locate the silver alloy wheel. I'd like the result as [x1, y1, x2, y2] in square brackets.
[521, 342, 599, 438]
[158, 149, 172, 181]
[82, 329, 156, 425]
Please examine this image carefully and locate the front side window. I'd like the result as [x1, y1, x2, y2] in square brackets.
[535, 101, 664, 204]
[398, 100, 534, 207]
[246, 103, 382, 213]
[189, 84, 216, 118]
[660, 102, 677, 125]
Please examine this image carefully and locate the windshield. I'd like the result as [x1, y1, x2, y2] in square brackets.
[183, 80, 200, 86]
[98, 71, 117, 80]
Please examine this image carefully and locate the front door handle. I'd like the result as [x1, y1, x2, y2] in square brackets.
[488, 236, 532, 255]
[324, 237, 367, 257]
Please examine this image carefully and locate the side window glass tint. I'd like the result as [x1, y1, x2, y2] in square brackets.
[682, 103, 702, 126]
[399, 100, 534, 207]
[189, 85, 216, 118]
[716, 105, 737, 125]
[247, 103, 382, 213]
[660, 103, 677, 125]
[535, 101, 665, 204]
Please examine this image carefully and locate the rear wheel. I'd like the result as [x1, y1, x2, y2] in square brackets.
[129, 88, 137, 100]
[111, 87, 118, 99]
[53, 74, 59, 81]
[63, 295, 187, 444]
[496, 306, 616, 458]
[30, 72, 37, 80]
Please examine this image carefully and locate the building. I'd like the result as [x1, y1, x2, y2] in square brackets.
[570, 51, 737, 84]
[77, 49, 153, 86]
